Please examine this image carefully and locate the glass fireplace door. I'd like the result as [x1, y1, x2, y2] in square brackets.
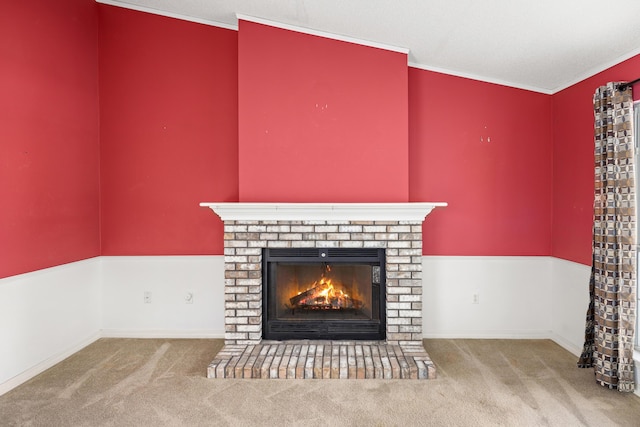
[263, 248, 385, 340]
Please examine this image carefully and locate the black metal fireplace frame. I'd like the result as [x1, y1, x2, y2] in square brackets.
[262, 247, 386, 341]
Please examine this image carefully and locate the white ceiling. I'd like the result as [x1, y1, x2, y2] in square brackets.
[99, 0, 640, 94]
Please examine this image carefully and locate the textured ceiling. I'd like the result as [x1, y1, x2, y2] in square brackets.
[98, 0, 640, 93]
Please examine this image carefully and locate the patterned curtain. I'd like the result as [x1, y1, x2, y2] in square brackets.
[578, 82, 636, 392]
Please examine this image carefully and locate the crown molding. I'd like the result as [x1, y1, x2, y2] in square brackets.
[236, 13, 410, 55]
[550, 45, 640, 94]
[97, 1, 640, 95]
[96, 2, 410, 56]
[96, 0, 237, 30]
[408, 62, 553, 95]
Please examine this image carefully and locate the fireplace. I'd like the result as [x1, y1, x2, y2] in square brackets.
[200, 202, 446, 379]
[263, 248, 385, 340]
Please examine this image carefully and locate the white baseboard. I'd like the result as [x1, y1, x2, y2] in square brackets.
[0, 332, 100, 396]
[549, 333, 583, 357]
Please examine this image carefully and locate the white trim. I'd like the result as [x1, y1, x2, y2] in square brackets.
[550, 46, 640, 94]
[95, 3, 410, 55]
[96, 0, 236, 30]
[412, 44, 640, 94]
[408, 62, 553, 95]
[200, 202, 447, 221]
[0, 332, 100, 396]
[96, 1, 640, 95]
[0, 257, 100, 286]
[236, 13, 410, 55]
[551, 256, 590, 268]
[101, 329, 224, 339]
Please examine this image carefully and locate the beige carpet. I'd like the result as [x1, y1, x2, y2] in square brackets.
[1, 338, 639, 426]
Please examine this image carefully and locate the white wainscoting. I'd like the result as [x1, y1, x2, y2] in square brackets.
[422, 256, 592, 358]
[1, 254, 595, 395]
[549, 257, 591, 356]
[0, 258, 102, 395]
[423, 256, 554, 339]
[100, 256, 225, 338]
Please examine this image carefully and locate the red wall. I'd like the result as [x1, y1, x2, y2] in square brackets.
[0, 0, 100, 278]
[98, 6, 238, 255]
[409, 69, 554, 256]
[238, 20, 409, 202]
[551, 54, 640, 265]
[6, 3, 639, 271]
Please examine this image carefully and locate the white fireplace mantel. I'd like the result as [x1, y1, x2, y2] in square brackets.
[199, 202, 447, 222]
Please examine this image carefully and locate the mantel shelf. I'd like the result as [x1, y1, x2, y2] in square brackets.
[199, 202, 447, 222]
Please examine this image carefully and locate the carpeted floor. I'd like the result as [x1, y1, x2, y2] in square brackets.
[1, 338, 639, 426]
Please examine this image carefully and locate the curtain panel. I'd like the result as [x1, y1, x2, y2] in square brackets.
[578, 82, 636, 392]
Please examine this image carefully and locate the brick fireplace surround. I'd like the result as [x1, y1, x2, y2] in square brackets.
[200, 202, 445, 379]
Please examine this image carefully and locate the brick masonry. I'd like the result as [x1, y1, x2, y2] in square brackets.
[222, 220, 424, 346]
[208, 341, 436, 379]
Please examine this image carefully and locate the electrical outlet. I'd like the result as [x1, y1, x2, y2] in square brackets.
[185, 292, 194, 304]
[472, 293, 480, 304]
[144, 291, 152, 304]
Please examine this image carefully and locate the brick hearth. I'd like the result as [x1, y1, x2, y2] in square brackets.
[208, 341, 436, 379]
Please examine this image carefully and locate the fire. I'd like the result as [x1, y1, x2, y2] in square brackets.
[289, 272, 361, 311]
[315, 278, 348, 304]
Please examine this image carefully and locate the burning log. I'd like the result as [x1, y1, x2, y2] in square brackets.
[289, 279, 363, 311]
[289, 283, 324, 307]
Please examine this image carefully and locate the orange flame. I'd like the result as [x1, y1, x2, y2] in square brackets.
[292, 276, 354, 309]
